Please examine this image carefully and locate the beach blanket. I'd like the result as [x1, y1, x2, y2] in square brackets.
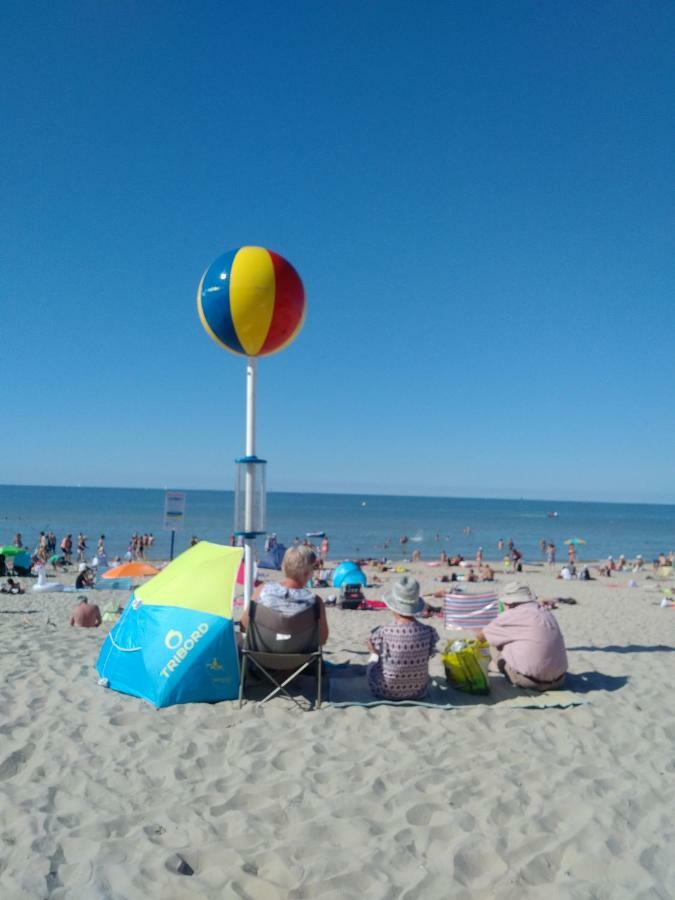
[327, 670, 588, 709]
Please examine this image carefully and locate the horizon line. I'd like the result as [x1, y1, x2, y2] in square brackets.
[1, 482, 673, 509]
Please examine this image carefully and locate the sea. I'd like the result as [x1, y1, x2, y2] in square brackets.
[1, 485, 674, 563]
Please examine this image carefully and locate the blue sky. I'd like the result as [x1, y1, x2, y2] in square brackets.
[2, 1, 674, 502]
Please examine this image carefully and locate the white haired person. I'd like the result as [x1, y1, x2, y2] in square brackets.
[239, 545, 329, 645]
[367, 575, 438, 700]
[476, 582, 567, 691]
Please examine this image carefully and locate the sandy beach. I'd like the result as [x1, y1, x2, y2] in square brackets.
[0, 559, 673, 898]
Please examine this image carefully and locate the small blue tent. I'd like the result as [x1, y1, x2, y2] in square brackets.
[96, 542, 242, 708]
[258, 543, 286, 570]
[332, 561, 367, 587]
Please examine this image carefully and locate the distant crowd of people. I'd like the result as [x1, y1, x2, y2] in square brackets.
[5, 530, 155, 570]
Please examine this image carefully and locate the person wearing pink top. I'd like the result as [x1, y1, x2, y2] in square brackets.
[477, 582, 567, 691]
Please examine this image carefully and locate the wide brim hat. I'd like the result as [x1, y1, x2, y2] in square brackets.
[500, 581, 537, 605]
[384, 575, 425, 617]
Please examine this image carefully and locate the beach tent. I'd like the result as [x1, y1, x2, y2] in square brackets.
[258, 543, 286, 570]
[96, 542, 243, 708]
[332, 561, 367, 588]
[12, 551, 32, 573]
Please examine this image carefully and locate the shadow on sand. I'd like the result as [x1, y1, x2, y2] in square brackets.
[568, 644, 675, 654]
[564, 671, 629, 693]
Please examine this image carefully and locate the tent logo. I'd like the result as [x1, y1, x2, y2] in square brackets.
[165, 630, 183, 650]
[160, 623, 209, 679]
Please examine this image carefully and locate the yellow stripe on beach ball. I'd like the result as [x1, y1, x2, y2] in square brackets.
[229, 247, 276, 356]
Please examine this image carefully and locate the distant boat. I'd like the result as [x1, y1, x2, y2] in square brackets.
[547, 512, 559, 518]
[306, 531, 326, 539]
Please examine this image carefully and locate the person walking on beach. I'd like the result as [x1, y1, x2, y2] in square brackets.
[497, 538, 504, 552]
[97, 535, 106, 557]
[13, 533, 23, 548]
[539, 538, 546, 559]
[37, 531, 48, 561]
[510, 546, 523, 572]
[568, 543, 576, 565]
[547, 542, 556, 566]
[476, 547, 483, 565]
[60, 533, 73, 564]
[77, 533, 87, 562]
[69, 596, 102, 628]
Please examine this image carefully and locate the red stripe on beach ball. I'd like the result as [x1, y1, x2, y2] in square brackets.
[259, 251, 306, 355]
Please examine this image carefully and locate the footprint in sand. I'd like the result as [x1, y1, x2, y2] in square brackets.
[0, 742, 36, 781]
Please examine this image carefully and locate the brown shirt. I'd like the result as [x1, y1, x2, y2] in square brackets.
[70, 602, 102, 627]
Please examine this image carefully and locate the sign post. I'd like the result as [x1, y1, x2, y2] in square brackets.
[163, 491, 186, 560]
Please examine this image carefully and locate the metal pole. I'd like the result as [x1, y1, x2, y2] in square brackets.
[244, 357, 257, 611]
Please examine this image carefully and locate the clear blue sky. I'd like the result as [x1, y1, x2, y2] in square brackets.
[2, 1, 674, 502]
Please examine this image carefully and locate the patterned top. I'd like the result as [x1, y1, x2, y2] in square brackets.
[256, 581, 316, 617]
[367, 619, 439, 700]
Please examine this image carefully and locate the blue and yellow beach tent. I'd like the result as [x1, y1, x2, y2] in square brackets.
[96, 542, 243, 708]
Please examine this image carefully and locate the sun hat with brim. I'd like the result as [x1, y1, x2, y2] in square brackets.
[500, 582, 537, 605]
[384, 575, 425, 617]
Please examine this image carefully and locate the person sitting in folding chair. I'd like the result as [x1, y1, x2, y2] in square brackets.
[239, 545, 329, 708]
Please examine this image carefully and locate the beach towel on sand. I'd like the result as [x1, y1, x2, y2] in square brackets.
[327, 668, 588, 709]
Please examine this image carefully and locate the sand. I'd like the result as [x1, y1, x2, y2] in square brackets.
[0, 559, 673, 898]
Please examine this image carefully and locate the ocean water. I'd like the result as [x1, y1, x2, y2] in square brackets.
[1, 485, 674, 563]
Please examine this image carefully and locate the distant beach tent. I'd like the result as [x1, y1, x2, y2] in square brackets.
[96, 542, 243, 708]
[258, 543, 286, 570]
[12, 551, 32, 568]
[564, 537, 587, 545]
[332, 561, 367, 588]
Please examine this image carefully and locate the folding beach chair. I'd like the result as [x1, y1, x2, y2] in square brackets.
[443, 589, 499, 632]
[238, 601, 323, 710]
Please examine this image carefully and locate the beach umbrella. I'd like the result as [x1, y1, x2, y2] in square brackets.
[102, 562, 160, 579]
[1, 545, 23, 556]
[564, 538, 587, 545]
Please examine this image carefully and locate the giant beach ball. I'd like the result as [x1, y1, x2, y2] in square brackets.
[197, 246, 306, 356]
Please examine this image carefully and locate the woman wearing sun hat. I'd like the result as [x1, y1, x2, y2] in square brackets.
[477, 582, 567, 691]
[366, 575, 438, 700]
